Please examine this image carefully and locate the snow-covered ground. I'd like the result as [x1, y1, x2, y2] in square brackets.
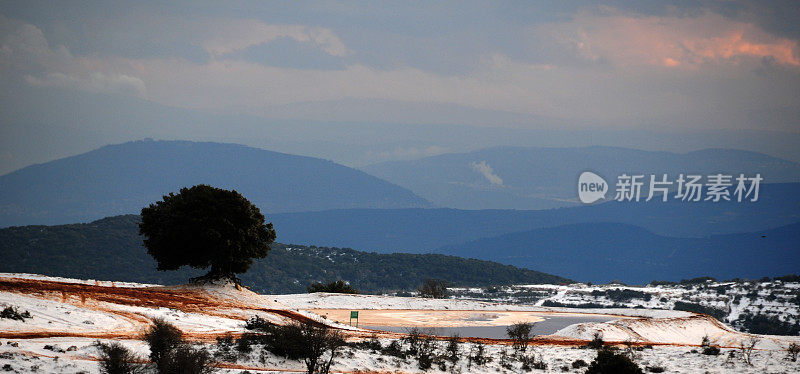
[447, 280, 800, 334]
[1, 273, 799, 373]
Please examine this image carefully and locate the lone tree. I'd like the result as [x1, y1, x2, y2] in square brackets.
[139, 185, 276, 281]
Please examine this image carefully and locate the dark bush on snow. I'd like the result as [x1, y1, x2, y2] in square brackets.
[142, 318, 215, 374]
[586, 332, 604, 349]
[160, 345, 215, 374]
[585, 347, 643, 374]
[0, 306, 31, 321]
[95, 341, 144, 374]
[307, 280, 358, 294]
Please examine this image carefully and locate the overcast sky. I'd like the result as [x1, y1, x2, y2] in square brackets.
[1, 1, 799, 172]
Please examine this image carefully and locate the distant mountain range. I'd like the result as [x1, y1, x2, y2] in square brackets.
[0, 140, 431, 227]
[438, 222, 800, 284]
[2, 213, 796, 286]
[0, 215, 570, 293]
[269, 182, 800, 252]
[362, 146, 800, 210]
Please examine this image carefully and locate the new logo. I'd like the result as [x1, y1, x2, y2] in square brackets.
[578, 171, 608, 204]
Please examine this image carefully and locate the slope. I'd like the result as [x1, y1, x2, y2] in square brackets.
[0, 140, 431, 227]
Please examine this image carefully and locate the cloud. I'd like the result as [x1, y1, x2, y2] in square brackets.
[199, 18, 347, 57]
[1, 16, 147, 97]
[470, 160, 504, 186]
[545, 9, 800, 68]
[2, 11, 798, 132]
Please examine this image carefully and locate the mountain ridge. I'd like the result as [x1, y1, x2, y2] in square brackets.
[362, 146, 800, 210]
[0, 214, 570, 293]
[0, 139, 432, 227]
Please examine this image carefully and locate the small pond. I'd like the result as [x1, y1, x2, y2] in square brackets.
[364, 315, 617, 339]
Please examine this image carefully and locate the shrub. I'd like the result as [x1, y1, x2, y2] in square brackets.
[143, 318, 184, 372]
[735, 313, 800, 335]
[700, 335, 720, 356]
[787, 342, 800, 362]
[94, 341, 144, 374]
[520, 352, 547, 371]
[160, 345, 215, 374]
[702, 346, 720, 356]
[571, 359, 587, 368]
[381, 340, 406, 358]
[415, 337, 437, 370]
[585, 348, 643, 374]
[647, 366, 665, 373]
[0, 306, 31, 321]
[738, 337, 759, 366]
[445, 335, 460, 363]
[586, 332, 604, 349]
[506, 322, 534, 353]
[214, 333, 237, 362]
[673, 301, 727, 322]
[467, 342, 490, 367]
[248, 319, 344, 374]
[307, 280, 358, 294]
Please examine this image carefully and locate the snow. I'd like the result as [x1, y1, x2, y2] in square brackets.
[2, 273, 800, 373]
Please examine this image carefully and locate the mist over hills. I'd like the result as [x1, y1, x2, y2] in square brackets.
[270, 183, 800, 252]
[437, 222, 800, 284]
[0, 140, 431, 227]
[362, 146, 800, 210]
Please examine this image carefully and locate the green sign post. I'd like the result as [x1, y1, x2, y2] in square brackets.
[349, 311, 359, 327]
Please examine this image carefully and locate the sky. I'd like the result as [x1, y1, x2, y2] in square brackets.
[1, 1, 799, 173]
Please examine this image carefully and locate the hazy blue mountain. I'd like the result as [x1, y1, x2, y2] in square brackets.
[269, 183, 800, 252]
[362, 146, 800, 210]
[0, 140, 431, 227]
[7, 85, 800, 177]
[0, 215, 570, 293]
[437, 222, 800, 284]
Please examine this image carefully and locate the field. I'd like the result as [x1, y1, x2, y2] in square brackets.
[1, 273, 799, 373]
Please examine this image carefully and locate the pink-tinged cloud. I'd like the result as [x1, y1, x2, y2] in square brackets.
[556, 10, 800, 68]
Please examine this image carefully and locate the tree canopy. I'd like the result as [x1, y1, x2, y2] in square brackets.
[139, 185, 276, 280]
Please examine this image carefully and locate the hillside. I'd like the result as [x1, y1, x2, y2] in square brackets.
[362, 146, 800, 210]
[0, 215, 569, 293]
[437, 222, 800, 284]
[0, 140, 431, 227]
[268, 182, 800, 252]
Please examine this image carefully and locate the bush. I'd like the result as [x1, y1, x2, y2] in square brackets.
[700, 335, 720, 356]
[506, 322, 534, 353]
[787, 342, 800, 362]
[467, 342, 490, 367]
[520, 352, 547, 371]
[673, 301, 727, 322]
[587, 332, 604, 349]
[94, 341, 144, 374]
[445, 335, 460, 363]
[647, 366, 665, 373]
[585, 348, 643, 374]
[0, 306, 31, 321]
[307, 280, 358, 294]
[143, 318, 184, 372]
[214, 333, 240, 362]
[735, 313, 800, 335]
[571, 359, 588, 368]
[381, 340, 406, 358]
[702, 346, 720, 356]
[246, 319, 344, 374]
[160, 345, 215, 374]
